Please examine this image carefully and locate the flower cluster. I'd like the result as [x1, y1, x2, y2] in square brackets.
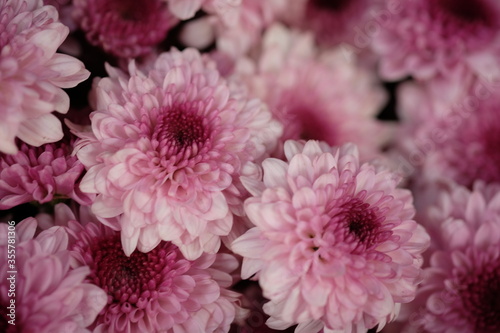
[1, 0, 499, 332]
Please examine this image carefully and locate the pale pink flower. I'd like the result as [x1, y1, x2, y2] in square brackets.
[234, 25, 388, 159]
[73, 48, 282, 260]
[232, 140, 430, 333]
[403, 181, 500, 333]
[0, 140, 93, 210]
[73, 0, 177, 58]
[396, 75, 500, 190]
[61, 205, 247, 333]
[0, 218, 107, 332]
[373, 0, 500, 81]
[282, 0, 383, 47]
[0, 0, 90, 154]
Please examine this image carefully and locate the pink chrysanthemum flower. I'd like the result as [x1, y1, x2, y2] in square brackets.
[60, 204, 246, 333]
[232, 140, 430, 333]
[0, 140, 93, 209]
[396, 76, 500, 189]
[234, 25, 387, 159]
[373, 0, 500, 80]
[73, 48, 282, 260]
[404, 182, 500, 333]
[282, 0, 382, 47]
[73, 0, 177, 58]
[0, 218, 107, 332]
[0, 0, 90, 154]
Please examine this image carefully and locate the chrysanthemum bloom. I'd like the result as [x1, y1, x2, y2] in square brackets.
[395, 76, 500, 190]
[234, 24, 387, 159]
[402, 182, 500, 333]
[373, 0, 500, 81]
[62, 206, 247, 333]
[232, 140, 430, 333]
[72, 0, 177, 58]
[282, 0, 382, 47]
[0, 140, 93, 209]
[73, 48, 282, 259]
[0, 218, 107, 332]
[0, 0, 90, 154]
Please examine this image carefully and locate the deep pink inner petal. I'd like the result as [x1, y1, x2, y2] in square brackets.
[293, 107, 337, 145]
[319, 196, 392, 256]
[85, 235, 185, 308]
[459, 261, 500, 331]
[153, 107, 209, 151]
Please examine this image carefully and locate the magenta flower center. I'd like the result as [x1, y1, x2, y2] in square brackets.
[293, 106, 338, 145]
[459, 263, 500, 331]
[340, 198, 387, 249]
[86, 235, 185, 308]
[311, 0, 351, 11]
[152, 106, 210, 153]
[320, 197, 391, 256]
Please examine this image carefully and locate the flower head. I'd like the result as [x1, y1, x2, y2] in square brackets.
[396, 77, 500, 189]
[0, 0, 90, 154]
[232, 140, 430, 332]
[64, 207, 246, 333]
[234, 25, 387, 159]
[73, 0, 177, 58]
[73, 48, 282, 259]
[0, 218, 107, 332]
[0, 140, 93, 210]
[373, 0, 500, 80]
[408, 182, 500, 333]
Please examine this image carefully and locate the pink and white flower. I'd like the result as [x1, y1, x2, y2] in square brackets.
[73, 0, 177, 58]
[234, 25, 388, 159]
[0, 0, 90, 154]
[61, 204, 247, 333]
[0, 140, 93, 210]
[395, 75, 500, 190]
[404, 181, 500, 333]
[73, 48, 282, 260]
[373, 0, 500, 81]
[0, 218, 107, 332]
[232, 140, 430, 333]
